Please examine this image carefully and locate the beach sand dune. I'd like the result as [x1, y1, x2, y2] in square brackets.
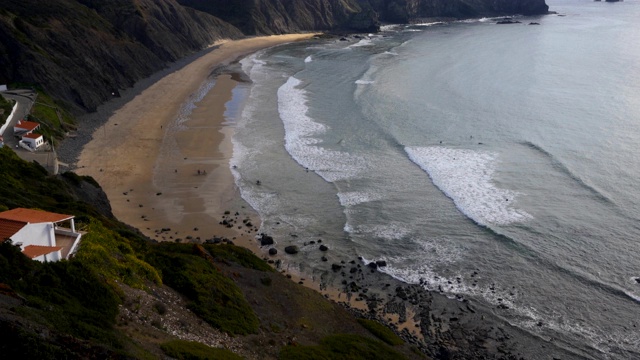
[76, 35, 316, 246]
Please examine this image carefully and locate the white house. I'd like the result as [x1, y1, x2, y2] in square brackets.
[20, 132, 44, 150]
[0, 208, 83, 262]
[13, 119, 40, 135]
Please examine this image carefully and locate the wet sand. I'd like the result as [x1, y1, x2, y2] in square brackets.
[76, 35, 317, 247]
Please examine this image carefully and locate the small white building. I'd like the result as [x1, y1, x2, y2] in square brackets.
[14, 119, 40, 137]
[20, 132, 44, 149]
[0, 208, 83, 262]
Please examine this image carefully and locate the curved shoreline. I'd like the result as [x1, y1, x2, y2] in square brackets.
[68, 35, 318, 248]
[61, 32, 587, 360]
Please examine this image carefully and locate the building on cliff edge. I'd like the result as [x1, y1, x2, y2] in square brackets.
[0, 208, 83, 262]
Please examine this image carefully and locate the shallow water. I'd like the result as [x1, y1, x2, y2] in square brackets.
[229, 1, 640, 358]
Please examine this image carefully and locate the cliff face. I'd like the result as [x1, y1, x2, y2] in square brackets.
[0, 0, 242, 113]
[177, 0, 377, 34]
[0, 0, 548, 113]
[180, 0, 549, 35]
[367, 0, 549, 23]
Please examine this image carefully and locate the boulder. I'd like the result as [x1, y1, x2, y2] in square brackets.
[319, 244, 329, 251]
[284, 245, 299, 255]
[259, 234, 274, 246]
[496, 18, 521, 24]
[268, 248, 277, 256]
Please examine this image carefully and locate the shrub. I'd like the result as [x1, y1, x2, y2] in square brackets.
[146, 243, 260, 335]
[153, 301, 168, 315]
[160, 340, 242, 360]
[279, 334, 407, 360]
[203, 244, 273, 272]
[74, 220, 162, 289]
[357, 319, 404, 346]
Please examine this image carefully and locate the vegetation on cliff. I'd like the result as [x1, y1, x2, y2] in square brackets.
[0, 145, 420, 359]
[0, 0, 242, 113]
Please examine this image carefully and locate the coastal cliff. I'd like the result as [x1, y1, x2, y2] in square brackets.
[180, 0, 550, 34]
[0, 0, 242, 113]
[0, 0, 548, 113]
[368, 0, 549, 23]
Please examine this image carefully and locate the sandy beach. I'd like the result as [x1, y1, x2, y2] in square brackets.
[76, 34, 317, 248]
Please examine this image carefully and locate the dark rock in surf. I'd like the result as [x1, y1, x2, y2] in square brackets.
[497, 18, 521, 24]
[259, 234, 274, 246]
[268, 248, 277, 256]
[319, 244, 329, 251]
[284, 245, 299, 254]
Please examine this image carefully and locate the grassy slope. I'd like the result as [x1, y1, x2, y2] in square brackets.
[0, 146, 422, 359]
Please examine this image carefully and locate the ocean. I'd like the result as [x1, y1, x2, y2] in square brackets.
[226, 0, 640, 358]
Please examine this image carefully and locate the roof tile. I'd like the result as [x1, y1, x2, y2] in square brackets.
[0, 218, 26, 242]
[0, 208, 74, 224]
[22, 245, 62, 259]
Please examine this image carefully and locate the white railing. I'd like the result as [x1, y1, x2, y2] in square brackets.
[0, 102, 18, 136]
[66, 234, 82, 258]
[54, 227, 78, 236]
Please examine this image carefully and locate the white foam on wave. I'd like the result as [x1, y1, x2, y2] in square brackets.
[173, 78, 216, 129]
[349, 38, 374, 48]
[380, 24, 402, 32]
[304, 55, 313, 63]
[413, 21, 446, 27]
[384, 253, 624, 355]
[383, 51, 398, 56]
[355, 79, 375, 85]
[278, 77, 366, 182]
[374, 239, 462, 286]
[240, 52, 269, 81]
[348, 222, 412, 241]
[337, 191, 382, 207]
[405, 146, 532, 226]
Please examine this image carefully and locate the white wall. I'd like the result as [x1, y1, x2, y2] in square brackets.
[21, 136, 42, 149]
[32, 250, 62, 262]
[0, 102, 17, 136]
[11, 223, 55, 248]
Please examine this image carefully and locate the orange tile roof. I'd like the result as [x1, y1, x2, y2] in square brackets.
[22, 133, 42, 139]
[22, 245, 62, 259]
[0, 208, 74, 224]
[0, 218, 26, 242]
[14, 120, 39, 132]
